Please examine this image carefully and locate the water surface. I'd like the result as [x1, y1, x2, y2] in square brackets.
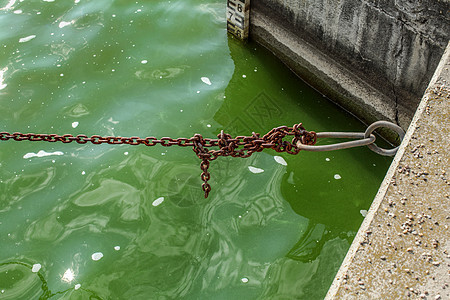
[0, 0, 392, 299]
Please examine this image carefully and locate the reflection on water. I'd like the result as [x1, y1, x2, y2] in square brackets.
[287, 223, 327, 262]
[0, 262, 44, 299]
[0, 0, 392, 299]
[61, 268, 75, 283]
[0, 261, 101, 299]
[0, 67, 7, 90]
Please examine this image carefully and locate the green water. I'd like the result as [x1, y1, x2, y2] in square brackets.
[0, 0, 392, 299]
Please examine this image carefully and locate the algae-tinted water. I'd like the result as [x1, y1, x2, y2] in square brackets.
[0, 1, 392, 299]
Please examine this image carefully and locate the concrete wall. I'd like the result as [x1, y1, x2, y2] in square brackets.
[250, 0, 449, 129]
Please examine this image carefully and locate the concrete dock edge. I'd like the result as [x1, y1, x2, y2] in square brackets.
[326, 41, 449, 299]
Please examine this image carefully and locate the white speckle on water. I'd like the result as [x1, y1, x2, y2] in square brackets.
[241, 277, 249, 283]
[23, 150, 63, 159]
[201, 77, 211, 85]
[19, 35, 36, 43]
[360, 210, 368, 217]
[81, 171, 85, 175]
[60, 73, 64, 77]
[108, 117, 119, 124]
[206, 124, 211, 128]
[1, 0, 16, 10]
[112, 14, 116, 17]
[74, 284, 81, 290]
[180, 109, 183, 112]
[114, 246, 120, 251]
[31, 263, 41, 273]
[196, 90, 200, 94]
[71, 121, 79, 128]
[274, 156, 287, 166]
[91, 252, 103, 261]
[373, 163, 376, 167]
[59, 21, 74, 28]
[141, 59, 148, 64]
[13, 9, 22, 14]
[1, 289, 4, 294]
[325, 158, 330, 162]
[124, 152, 129, 156]
[0, 67, 7, 90]
[152, 197, 164, 207]
[242, 74, 246, 78]
[334, 174, 341, 180]
[287, 171, 295, 185]
[248, 166, 264, 174]
[43, 0, 55, 2]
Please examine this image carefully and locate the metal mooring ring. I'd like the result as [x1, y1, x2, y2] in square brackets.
[364, 121, 405, 156]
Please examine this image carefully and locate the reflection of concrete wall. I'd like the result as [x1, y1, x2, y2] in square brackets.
[250, 0, 449, 129]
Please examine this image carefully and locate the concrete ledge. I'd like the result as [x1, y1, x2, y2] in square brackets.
[326, 41, 449, 299]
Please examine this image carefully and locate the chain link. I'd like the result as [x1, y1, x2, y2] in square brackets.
[0, 124, 317, 198]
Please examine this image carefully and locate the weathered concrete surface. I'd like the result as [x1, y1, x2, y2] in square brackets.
[326, 41, 450, 299]
[250, 0, 450, 129]
[251, 9, 397, 131]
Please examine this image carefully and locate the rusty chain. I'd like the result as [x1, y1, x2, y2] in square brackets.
[0, 123, 317, 198]
[0, 121, 405, 198]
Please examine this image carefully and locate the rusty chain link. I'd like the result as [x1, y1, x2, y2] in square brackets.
[0, 123, 317, 198]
